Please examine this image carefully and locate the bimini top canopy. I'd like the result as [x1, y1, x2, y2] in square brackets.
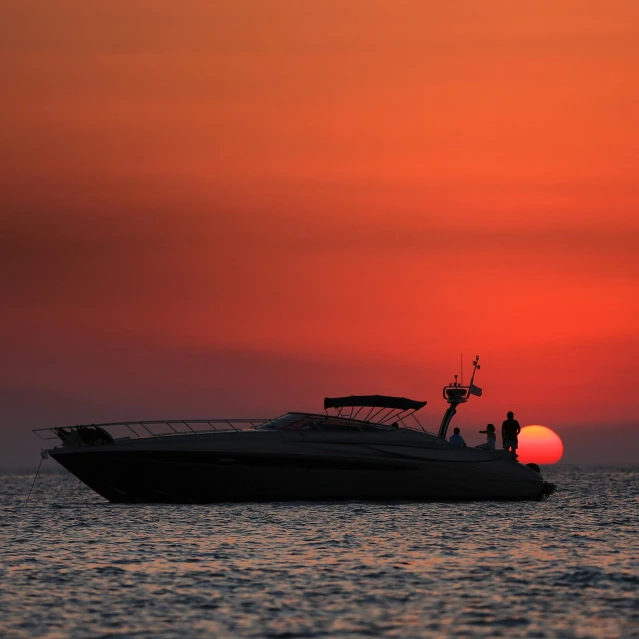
[324, 395, 427, 412]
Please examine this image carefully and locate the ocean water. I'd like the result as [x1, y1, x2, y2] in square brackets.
[1, 466, 637, 639]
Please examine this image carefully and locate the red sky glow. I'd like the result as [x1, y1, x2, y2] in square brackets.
[1, 1, 638, 466]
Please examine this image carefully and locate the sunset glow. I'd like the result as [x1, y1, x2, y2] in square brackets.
[1, 1, 638, 466]
[518, 426, 564, 465]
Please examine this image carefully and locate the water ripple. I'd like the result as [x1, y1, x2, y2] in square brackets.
[1, 466, 637, 639]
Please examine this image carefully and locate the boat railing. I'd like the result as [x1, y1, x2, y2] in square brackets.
[33, 417, 438, 450]
[33, 419, 270, 445]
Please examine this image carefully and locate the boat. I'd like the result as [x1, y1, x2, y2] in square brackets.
[34, 357, 556, 502]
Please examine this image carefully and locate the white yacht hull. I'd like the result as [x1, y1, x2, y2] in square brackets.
[48, 430, 555, 503]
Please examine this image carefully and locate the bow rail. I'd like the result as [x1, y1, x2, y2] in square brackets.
[33, 419, 270, 445]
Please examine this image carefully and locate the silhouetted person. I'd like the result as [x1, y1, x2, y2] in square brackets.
[502, 411, 521, 456]
[477, 423, 496, 450]
[449, 427, 466, 448]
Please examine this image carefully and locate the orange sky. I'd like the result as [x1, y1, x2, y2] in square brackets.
[2, 1, 638, 465]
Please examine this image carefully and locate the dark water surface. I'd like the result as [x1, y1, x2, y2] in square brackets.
[1, 466, 637, 639]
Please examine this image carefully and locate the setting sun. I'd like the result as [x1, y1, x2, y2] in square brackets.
[518, 425, 564, 465]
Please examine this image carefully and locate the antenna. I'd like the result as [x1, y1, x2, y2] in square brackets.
[469, 355, 481, 387]
[461, 352, 463, 386]
[438, 354, 482, 439]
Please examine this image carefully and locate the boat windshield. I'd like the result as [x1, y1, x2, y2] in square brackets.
[255, 413, 395, 431]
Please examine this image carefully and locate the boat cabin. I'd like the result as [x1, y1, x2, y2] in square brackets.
[257, 394, 428, 432]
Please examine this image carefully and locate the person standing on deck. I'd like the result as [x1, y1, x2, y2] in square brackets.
[502, 411, 521, 456]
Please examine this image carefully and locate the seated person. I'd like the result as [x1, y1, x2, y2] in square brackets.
[477, 423, 496, 450]
[449, 427, 466, 448]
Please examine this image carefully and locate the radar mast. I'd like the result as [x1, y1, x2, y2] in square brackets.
[437, 356, 482, 439]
